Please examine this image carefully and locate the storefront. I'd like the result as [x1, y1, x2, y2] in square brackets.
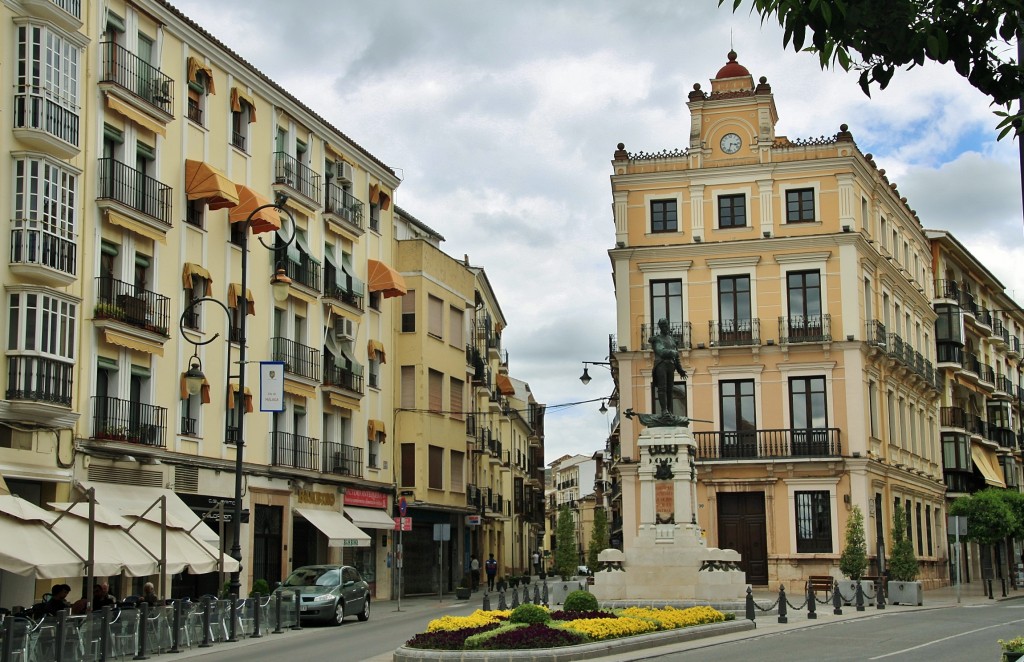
[342, 487, 393, 597]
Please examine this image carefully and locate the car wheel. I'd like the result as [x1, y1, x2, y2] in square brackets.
[332, 600, 345, 626]
[357, 597, 370, 622]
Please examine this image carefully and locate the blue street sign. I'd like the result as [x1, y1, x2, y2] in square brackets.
[399, 496, 408, 517]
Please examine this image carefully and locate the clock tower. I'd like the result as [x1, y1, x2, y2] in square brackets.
[686, 51, 779, 169]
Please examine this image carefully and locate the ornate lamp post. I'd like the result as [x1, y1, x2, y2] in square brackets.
[180, 197, 295, 603]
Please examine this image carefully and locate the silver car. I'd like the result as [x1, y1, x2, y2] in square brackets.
[277, 564, 370, 625]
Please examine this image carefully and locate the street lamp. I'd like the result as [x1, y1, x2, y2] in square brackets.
[579, 360, 611, 385]
[179, 196, 295, 610]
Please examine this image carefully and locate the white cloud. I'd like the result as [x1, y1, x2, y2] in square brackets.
[168, 0, 1022, 461]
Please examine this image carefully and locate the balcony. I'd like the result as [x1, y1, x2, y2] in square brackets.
[91, 395, 167, 448]
[274, 246, 321, 292]
[709, 319, 759, 347]
[936, 342, 963, 368]
[13, 92, 80, 157]
[694, 428, 841, 460]
[6, 356, 73, 407]
[991, 319, 1010, 346]
[322, 361, 364, 396]
[272, 431, 320, 471]
[96, 157, 173, 232]
[94, 276, 171, 337]
[20, 0, 82, 30]
[272, 337, 320, 381]
[324, 183, 364, 235]
[99, 42, 173, 121]
[323, 262, 364, 312]
[1009, 336, 1022, 359]
[272, 152, 321, 207]
[10, 220, 77, 286]
[779, 315, 831, 344]
[640, 321, 692, 350]
[866, 320, 887, 349]
[995, 374, 1015, 399]
[322, 441, 363, 478]
[933, 279, 959, 302]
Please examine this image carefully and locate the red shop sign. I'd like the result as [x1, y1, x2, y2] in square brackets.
[344, 488, 389, 509]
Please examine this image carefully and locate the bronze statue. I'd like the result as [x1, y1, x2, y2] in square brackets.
[651, 318, 687, 414]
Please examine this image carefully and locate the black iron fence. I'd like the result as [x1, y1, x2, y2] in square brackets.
[14, 92, 80, 146]
[97, 157, 172, 226]
[322, 441, 363, 478]
[322, 362, 363, 394]
[91, 395, 167, 447]
[100, 41, 174, 114]
[6, 356, 73, 406]
[271, 431, 319, 471]
[273, 152, 321, 204]
[271, 337, 320, 381]
[694, 428, 841, 460]
[95, 276, 171, 336]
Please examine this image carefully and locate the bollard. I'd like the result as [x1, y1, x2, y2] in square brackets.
[482, 592, 491, 611]
[135, 601, 150, 660]
[55, 610, 67, 662]
[291, 591, 302, 630]
[227, 594, 238, 642]
[855, 580, 865, 612]
[876, 578, 885, 610]
[533, 584, 540, 605]
[523, 585, 530, 604]
[2, 611, 14, 662]
[806, 581, 816, 620]
[169, 600, 181, 653]
[200, 597, 212, 648]
[542, 582, 549, 607]
[777, 585, 788, 624]
[510, 588, 519, 608]
[100, 605, 111, 661]
[252, 594, 263, 638]
[988, 578, 994, 600]
[273, 592, 283, 634]
[498, 590, 507, 610]
[744, 586, 755, 623]
[1003, 578, 1008, 598]
[832, 580, 843, 615]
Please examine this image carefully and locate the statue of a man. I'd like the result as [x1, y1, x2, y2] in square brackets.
[651, 318, 687, 414]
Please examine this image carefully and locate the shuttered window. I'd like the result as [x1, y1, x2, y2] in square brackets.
[451, 451, 465, 493]
[429, 445, 443, 489]
[401, 289, 415, 332]
[428, 369, 443, 413]
[428, 295, 443, 338]
[450, 377, 464, 419]
[449, 306, 464, 347]
[401, 443, 415, 487]
[401, 366, 415, 409]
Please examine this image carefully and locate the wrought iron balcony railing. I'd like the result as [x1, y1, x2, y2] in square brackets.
[322, 362, 364, 395]
[779, 314, 831, 344]
[272, 431, 320, 471]
[323, 263, 363, 311]
[934, 279, 959, 300]
[10, 220, 77, 277]
[14, 92, 80, 147]
[709, 319, 760, 347]
[6, 356, 73, 406]
[95, 276, 170, 336]
[866, 320, 887, 348]
[272, 337, 320, 381]
[324, 183, 364, 228]
[274, 246, 321, 291]
[100, 41, 174, 115]
[640, 321, 692, 350]
[273, 152, 321, 204]
[91, 395, 167, 447]
[97, 157, 172, 226]
[694, 428, 841, 460]
[322, 441, 363, 478]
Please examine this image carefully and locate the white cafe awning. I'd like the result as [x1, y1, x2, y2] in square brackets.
[295, 507, 370, 548]
[344, 506, 394, 530]
[83, 481, 220, 544]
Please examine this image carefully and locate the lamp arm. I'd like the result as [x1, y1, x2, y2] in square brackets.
[179, 296, 233, 347]
[255, 202, 297, 251]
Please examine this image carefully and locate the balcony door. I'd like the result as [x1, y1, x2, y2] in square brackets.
[717, 492, 768, 585]
[789, 376, 828, 455]
[718, 276, 751, 344]
[720, 379, 755, 458]
[787, 271, 822, 340]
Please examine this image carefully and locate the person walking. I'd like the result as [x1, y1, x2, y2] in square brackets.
[470, 555, 480, 591]
[532, 550, 540, 576]
[485, 553, 498, 591]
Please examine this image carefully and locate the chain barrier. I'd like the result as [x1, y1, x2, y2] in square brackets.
[785, 593, 808, 610]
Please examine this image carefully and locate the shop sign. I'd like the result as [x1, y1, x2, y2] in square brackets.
[297, 489, 336, 507]
[465, 515, 481, 526]
[344, 488, 389, 509]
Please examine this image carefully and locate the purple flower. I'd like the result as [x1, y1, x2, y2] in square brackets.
[406, 625, 497, 650]
[478, 623, 587, 650]
[549, 609, 617, 620]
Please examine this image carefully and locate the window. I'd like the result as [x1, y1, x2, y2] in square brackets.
[401, 443, 415, 487]
[428, 445, 443, 490]
[785, 188, 815, 223]
[7, 292, 76, 405]
[450, 377, 464, 419]
[449, 306, 464, 347]
[401, 290, 416, 332]
[400, 366, 415, 409]
[795, 491, 832, 553]
[231, 99, 251, 151]
[428, 369, 443, 413]
[789, 377, 828, 455]
[15, 24, 81, 147]
[915, 502, 923, 556]
[12, 156, 78, 276]
[230, 219, 246, 247]
[650, 279, 683, 327]
[925, 505, 933, 555]
[185, 58, 213, 126]
[181, 389, 201, 436]
[369, 203, 380, 233]
[887, 391, 896, 443]
[786, 271, 822, 340]
[719, 380, 755, 457]
[718, 194, 746, 228]
[368, 354, 380, 389]
[717, 275, 752, 343]
[427, 295, 443, 339]
[651, 199, 677, 233]
[451, 451, 465, 492]
[868, 380, 878, 438]
[183, 271, 207, 331]
[185, 199, 204, 229]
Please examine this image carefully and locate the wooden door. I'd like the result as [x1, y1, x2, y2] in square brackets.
[716, 492, 768, 585]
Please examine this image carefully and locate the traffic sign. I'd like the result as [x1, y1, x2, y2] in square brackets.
[393, 516, 412, 531]
[398, 496, 408, 517]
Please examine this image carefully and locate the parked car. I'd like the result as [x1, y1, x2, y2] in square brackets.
[275, 564, 370, 625]
[577, 565, 591, 576]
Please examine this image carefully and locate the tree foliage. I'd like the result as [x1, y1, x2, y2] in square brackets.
[889, 502, 919, 582]
[723, 0, 1024, 137]
[839, 505, 868, 580]
[587, 507, 609, 570]
[554, 505, 578, 580]
[949, 488, 1018, 545]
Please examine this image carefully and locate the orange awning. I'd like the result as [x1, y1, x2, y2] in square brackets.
[367, 259, 407, 299]
[496, 374, 515, 396]
[229, 185, 281, 234]
[369, 184, 380, 205]
[229, 87, 257, 123]
[367, 340, 386, 364]
[182, 263, 213, 295]
[179, 374, 211, 404]
[227, 283, 255, 315]
[184, 160, 238, 210]
[186, 57, 216, 94]
[226, 385, 254, 413]
[379, 192, 391, 212]
[106, 94, 166, 137]
[367, 419, 386, 442]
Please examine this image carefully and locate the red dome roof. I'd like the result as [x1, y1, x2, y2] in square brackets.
[715, 51, 750, 79]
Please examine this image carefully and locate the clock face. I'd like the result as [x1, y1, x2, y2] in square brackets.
[720, 132, 742, 154]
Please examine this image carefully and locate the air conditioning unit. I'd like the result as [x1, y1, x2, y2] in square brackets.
[334, 317, 355, 340]
[338, 162, 354, 184]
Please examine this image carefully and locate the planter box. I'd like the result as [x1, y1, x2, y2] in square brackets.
[836, 579, 880, 605]
[454, 587, 471, 600]
[888, 580, 923, 605]
[1003, 652, 1024, 662]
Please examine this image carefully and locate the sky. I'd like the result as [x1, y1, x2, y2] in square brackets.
[169, 0, 1023, 464]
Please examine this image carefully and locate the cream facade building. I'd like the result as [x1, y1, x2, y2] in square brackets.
[607, 52, 948, 591]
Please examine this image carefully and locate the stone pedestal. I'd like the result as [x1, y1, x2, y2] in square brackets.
[592, 425, 747, 602]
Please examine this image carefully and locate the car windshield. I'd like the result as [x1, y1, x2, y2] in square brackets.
[283, 567, 341, 588]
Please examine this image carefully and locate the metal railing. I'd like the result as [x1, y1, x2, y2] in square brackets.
[10, 220, 77, 276]
[271, 337, 320, 381]
[274, 247, 321, 291]
[95, 276, 171, 336]
[187, 97, 203, 124]
[694, 428, 841, 459]
[14, 92, 80, 146]
[934, 279, 959, 300]
[709, 318, 760, 347]
[640, 321, 692, 350]
[779, 314, 831, 344]
[322, 362, 363, 394]
[324, 183, 364, 228]
[322, 441, 363, 478]
[5, 356, 73, 406]
[273, 152, 321, 204]
[231, 131, 246, 151]
[91, 395, 167, 447]
[936, 343, 962, 364]
[271, 431, 320, 470]
[97, 157, 172, 226]
[48, 0, 81, 17]
[866, 320, 887, 348]
[100, 41, 174, 114]
[323, 263, 363, 310]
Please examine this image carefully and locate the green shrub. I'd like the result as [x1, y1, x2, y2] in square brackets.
[464, 622, 527, 650]
[249, 579, 270, 597]
[563, 590, 598, 612]
[509, 603, 550, 625]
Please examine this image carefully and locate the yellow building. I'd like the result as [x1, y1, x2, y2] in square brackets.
[2, 0, 404, 604]
[607, 52, 948, 591]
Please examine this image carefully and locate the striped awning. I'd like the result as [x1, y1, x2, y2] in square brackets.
[103, 329, 164, 356]
[971, 444, 1006, 488]
[226, 385, 253, 413]
[228, 185, 281, 234]
[184, 160, 238, 210]
[106, 209, 166, 243]
[496, 374, 515, 396]
[106, 94, 166, 137]
[367, 260, 407, 299]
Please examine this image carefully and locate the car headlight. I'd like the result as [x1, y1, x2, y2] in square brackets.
[310, 593, 334, 603]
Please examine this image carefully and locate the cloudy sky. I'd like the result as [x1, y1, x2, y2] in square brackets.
[170, 0, 1022, 463]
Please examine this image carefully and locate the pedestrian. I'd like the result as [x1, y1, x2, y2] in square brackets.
[470, 555, 480, 591]
[532, 550, 540, 575]
[485, 553, 498, 591]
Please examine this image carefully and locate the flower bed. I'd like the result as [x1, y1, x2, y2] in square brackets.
[406, 605, 731, 651]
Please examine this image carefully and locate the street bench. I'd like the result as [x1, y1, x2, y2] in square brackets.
[807, 575, 834, 599]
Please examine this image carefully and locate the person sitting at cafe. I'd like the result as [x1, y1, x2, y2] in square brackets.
[32, 584, 71, 618]
[72, 582, 117, 614]
[142, 582, 159, 606]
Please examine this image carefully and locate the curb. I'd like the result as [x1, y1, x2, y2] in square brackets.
[392, 619, 754, 661]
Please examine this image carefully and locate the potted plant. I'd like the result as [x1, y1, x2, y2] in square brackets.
[999, 636, 1024, 661]
[888, 502, 922, 605]
[837, 505, 870, 604]
[455, 578, 471, 600]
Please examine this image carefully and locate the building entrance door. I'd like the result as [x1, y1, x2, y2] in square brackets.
[716, 492, 768, 585]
